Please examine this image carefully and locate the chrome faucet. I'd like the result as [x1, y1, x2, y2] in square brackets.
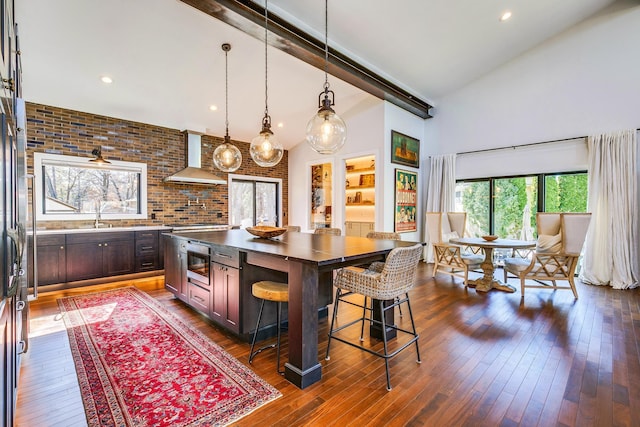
[94, 201, 103, 228]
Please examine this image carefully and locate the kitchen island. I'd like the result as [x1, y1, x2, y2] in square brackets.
[164, 229, 419, 389]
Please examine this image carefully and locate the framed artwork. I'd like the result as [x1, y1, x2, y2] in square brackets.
[391, 130, 420, 168]
[394, 168, 417, 233]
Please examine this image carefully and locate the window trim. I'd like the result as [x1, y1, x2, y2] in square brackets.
[33, 152, 148, 221]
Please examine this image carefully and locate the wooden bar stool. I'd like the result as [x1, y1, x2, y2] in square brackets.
[249, 280, 289, 374]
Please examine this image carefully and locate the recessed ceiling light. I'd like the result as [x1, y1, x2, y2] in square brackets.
[100, 76, 113, 84]
[277, 122, 284, 128]
[209, 105, 218, 111]
[500, 11, 512, 22]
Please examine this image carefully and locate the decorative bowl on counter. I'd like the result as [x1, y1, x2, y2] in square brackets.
[481, 235, 499, 241]
[245, 226, 287, 239]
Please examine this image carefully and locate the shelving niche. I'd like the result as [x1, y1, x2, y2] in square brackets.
[345, 155, 375, 236]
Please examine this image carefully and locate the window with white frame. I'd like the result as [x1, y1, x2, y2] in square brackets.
[33, 152, 147, 221]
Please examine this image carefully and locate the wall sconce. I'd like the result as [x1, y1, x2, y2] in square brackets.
[89, 148, 111, 164]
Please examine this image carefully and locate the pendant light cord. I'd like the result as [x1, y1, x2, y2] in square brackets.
[264, 0, 269, 117]
[324, 0, 329, 90]
[224, 46, 229, 138]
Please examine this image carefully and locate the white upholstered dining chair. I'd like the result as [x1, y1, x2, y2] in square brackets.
[425, 212, 483, 285]
[503, 212, 591, 298]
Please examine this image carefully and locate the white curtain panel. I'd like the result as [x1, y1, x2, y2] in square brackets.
[580, 129, 638, 289]
[423, 154, 456, 262]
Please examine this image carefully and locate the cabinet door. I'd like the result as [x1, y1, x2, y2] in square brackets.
[163, 236, 186, 300]
[211, 263, 224, 323]
[345, 222, 362, 237]
[361, 222, 374, 237]
[66, 242, 104, 282]
[211, 263, 240, 333]
[222, 266, 240, 332]
[37, 244, 66, 285]
[103, 240, 135, 276]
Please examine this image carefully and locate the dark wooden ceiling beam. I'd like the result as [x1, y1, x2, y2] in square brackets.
[180, 0, 433, 119]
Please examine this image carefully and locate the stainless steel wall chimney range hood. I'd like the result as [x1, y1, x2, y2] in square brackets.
[164, 131, 226, 185]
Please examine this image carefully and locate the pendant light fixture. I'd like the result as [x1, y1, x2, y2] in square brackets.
[250, 0, 283, 167]
[213, 43, 242, 172]
[305, 0, 347, 154]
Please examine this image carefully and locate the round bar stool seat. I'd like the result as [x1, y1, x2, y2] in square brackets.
[252, 281, 288, 302]
[249, 281, 289, 374]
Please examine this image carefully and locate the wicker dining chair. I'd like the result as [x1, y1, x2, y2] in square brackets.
[325, 243, 423, 391]
[314, 227, 341, 236]
[365, 230, 403, 315]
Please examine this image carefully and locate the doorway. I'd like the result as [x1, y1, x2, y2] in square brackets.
[229, 176, 281, 228]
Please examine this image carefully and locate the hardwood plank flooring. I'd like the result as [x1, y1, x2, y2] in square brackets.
[15, 264, 640, 426]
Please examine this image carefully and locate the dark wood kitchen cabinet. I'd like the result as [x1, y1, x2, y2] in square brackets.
[135, 230, 161, 272]
[65, 232, 135, 282]
[211, 263, 240, 334]
[210, 245, 241, 334]
[163, 234, 187, 302]
[28, 234, 66, 286]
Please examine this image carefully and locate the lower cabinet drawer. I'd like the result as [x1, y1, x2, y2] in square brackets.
[136, 255, 159, 272]
[188, 282, 211, 314]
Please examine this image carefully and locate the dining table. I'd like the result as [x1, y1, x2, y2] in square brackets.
[449, 237, 536, 293]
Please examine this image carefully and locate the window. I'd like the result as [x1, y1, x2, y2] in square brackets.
[34, 152, 147, 221]
[229, 174, 281, 228]
[455, 171, 587, 237]
[544, 172, 588, 213]
[493, 176, 538, 240]
[456, 180, 490, 236]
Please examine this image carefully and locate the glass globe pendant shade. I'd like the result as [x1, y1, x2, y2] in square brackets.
[213, 136, 242, 172]
[250, 115, 283, 167]
[306, 87, 346, 155]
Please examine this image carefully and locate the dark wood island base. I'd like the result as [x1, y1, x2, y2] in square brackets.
[164, 229, 419, 388]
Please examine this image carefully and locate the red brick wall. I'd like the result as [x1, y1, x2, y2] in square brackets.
[25, 102, 289, 229]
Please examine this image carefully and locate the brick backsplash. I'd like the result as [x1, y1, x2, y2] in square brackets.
[25, 102, 289, 229]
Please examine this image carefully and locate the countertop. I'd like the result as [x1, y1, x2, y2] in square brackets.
[170, 229, 419, 265]
[31, 225, 173, 235]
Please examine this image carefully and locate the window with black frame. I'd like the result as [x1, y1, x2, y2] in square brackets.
[455, 171, 588, 238]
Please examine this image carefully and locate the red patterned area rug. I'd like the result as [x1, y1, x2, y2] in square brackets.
[58, 287, 281, 427]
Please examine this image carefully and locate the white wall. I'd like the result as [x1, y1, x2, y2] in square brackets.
[430, 1, 640, 178]
[384, 102, 425, 242]
[287, 97, 384, 232]
[424, 1, 640, 272]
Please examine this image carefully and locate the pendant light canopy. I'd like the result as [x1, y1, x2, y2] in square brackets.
[213, 43, 242, 173]
[250, 0, 283, 168]
[305, 0, 347, 154]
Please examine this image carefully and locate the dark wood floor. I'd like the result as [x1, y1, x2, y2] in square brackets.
[15, 264, 640, 426]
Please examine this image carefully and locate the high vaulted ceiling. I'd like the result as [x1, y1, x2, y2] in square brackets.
[16, 0, 616, 150]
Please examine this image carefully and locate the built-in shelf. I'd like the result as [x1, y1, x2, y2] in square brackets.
[345, 166, 375, 174]
[345, 155, 375, 228]
[345, 184, 375, 190]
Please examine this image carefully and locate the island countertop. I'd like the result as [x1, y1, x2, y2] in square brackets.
[167, 228, 419, 266]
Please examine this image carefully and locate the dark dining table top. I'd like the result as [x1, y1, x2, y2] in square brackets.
[168, 229, 420, 266]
